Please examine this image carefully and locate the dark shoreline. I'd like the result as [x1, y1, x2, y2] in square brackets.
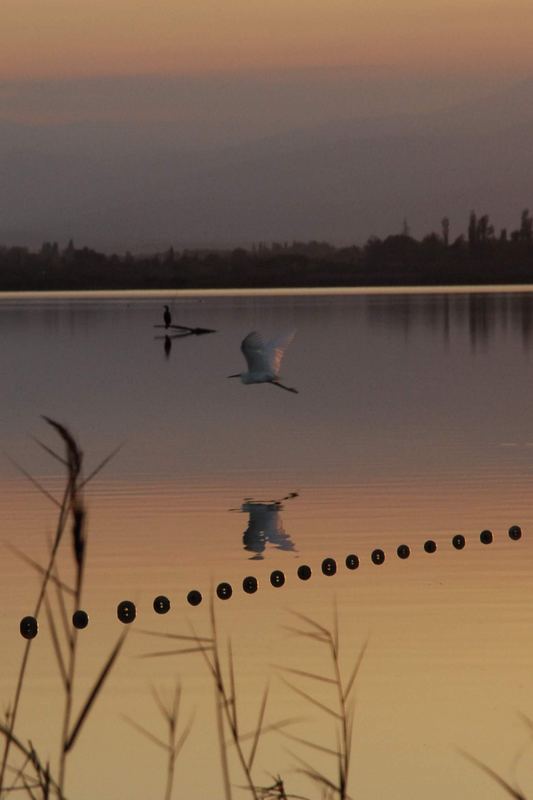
[3, 209, 533, 291]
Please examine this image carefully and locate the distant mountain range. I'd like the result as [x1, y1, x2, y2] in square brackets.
[1, 75, 532, 251]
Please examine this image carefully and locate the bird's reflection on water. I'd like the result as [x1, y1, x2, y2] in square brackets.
[236, 492, 298, 559]
[155, 331, 191, 359]
[155, 327, 217, 359]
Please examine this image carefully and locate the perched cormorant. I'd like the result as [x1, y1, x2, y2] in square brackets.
[163, 305, 171, 329]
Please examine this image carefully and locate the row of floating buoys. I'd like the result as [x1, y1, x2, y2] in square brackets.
[19, 525, 523, 637]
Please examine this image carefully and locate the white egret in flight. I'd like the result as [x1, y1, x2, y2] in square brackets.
[228, 331, 298, 393]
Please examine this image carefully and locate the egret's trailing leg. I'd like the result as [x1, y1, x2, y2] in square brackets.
[272, 381, 298, 394]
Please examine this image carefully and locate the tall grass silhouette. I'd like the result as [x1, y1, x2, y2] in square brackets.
[0, 419, 125, 799]
[141, 600, 368, 799]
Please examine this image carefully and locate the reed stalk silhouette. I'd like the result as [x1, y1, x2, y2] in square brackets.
[123, 683, 194, 800]
[140, 601, 367, 799]
[274, 609, 367, 800]
[140, 597, 304, 800]
[460, 750, 527, 800]
[0, 419, 124, 799]
[459, 713, 533, 800]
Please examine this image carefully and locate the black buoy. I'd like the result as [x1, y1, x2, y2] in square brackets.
[509, 525, 522, 541]
[153, 596, 171, 614]
[297, 565, 312, 580]
[270, 570, 285, 588]
[20, 616, 38, 639]
[321, 558, 337, 576]
[117, 601, 136, 624]
[242, 576, 258, 594]
[187, 590, 202, 606]
[72, 610, 89, 629]
[216, 582, 233, 600]
[345, 554, 359, 570]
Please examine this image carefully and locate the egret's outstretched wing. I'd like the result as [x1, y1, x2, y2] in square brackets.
[266, 330, 295, 376]
[241, 332, 271, 373]
[241, 330, 296, 377]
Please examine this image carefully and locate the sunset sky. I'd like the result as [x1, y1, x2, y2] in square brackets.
[1, 1, 532, 248]
[2, 0, 533, 80]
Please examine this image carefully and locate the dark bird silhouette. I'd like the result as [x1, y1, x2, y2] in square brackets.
[163, 305, 171, 329]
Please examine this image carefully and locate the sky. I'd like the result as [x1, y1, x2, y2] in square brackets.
[1, 1, 532, 249]
[2, 0, 533, 80]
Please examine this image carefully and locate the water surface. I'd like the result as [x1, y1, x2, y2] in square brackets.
[1, 288, 533, 799]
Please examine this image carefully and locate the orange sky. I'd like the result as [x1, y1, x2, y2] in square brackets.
[2, 0, 533, 80]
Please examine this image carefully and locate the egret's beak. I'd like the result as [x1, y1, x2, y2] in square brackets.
[227, 374, 240, 378]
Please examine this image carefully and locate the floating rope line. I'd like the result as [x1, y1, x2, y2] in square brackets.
[18, 525, 524, 638]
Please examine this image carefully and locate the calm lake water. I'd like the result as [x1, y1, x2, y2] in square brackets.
[1, 287, 533, 799]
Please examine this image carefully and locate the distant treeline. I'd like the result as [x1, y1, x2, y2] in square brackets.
[2, 210, 533, 290]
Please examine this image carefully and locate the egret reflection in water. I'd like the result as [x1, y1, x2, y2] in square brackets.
[237, 492, 298, 560]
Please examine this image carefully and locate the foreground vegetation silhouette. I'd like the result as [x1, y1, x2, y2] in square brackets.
[0, 420, 125, 799]
[3, 210, 533, 290]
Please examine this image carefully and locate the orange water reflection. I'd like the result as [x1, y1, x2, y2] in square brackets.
[1, 473, 533, 799]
